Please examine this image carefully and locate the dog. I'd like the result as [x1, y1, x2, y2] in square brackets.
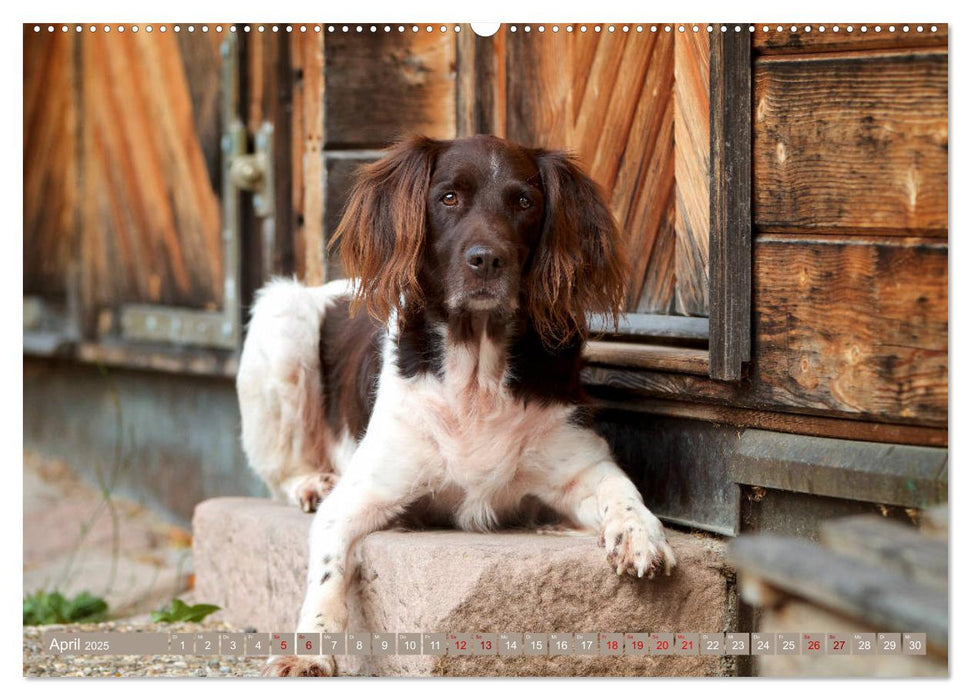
[236, 134, 676, 676]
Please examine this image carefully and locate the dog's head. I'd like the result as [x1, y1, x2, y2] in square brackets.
[333, 134, 628, 347]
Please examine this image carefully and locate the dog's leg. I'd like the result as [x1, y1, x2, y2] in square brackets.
[535, 426, 676, 579]
[262, 435, 421, 677]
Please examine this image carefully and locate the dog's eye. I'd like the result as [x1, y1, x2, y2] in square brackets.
[441, 192, 458, 207]
[518, 195, 532, 210]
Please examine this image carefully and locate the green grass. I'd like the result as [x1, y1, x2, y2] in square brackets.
[23, 590, 109, 625]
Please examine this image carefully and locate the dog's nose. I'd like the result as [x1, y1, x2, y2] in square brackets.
[465, 245, 505, 277]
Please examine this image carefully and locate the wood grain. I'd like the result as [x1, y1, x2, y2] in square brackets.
[324, 32, 456, 148]
[584, 341, 709, 375]
[753, 24, 947, 55]
[77, 31, 223, 323]
[730, 535, 947, 650]
[24, 30, 77, 299]
[709, 28, 752, 380]
[291, 32, 326, 285]
[588, 395, 947, 447]
[754, 234, 947, 425]
[754, 50, 948, 234]
[585, 234, 947, 427]
[504, 30, 711, 317]
[674, 30, 711, 316]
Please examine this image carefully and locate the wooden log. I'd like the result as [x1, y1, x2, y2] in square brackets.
[754, 50, 948, 234]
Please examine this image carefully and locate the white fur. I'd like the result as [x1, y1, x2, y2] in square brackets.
[241, 279, 676, 676]
[236, 278, 355, 508]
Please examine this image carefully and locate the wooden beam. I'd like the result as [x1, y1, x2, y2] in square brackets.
[587, 312, 708, 344]
[708, 25, 752, 380]
[730, 535, 947, 651]
[586, 394, 948, 448]
[584, 341, 709, 375]
[820, 515, 947, 590]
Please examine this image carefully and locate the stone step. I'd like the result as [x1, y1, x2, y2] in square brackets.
[193, 497, 734, 677]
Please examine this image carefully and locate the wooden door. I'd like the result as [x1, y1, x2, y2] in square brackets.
[503, 28, 711, 318]
[24, 25, 242, 372]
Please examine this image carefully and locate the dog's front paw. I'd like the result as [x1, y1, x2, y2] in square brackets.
[262, 654, 336, 677]
[296, 473, 338, 513]
[598, 504, 676, 578]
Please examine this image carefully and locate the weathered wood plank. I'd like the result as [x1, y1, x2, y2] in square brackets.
[587, 395, 947, 447]
[176, 31, 223, 195]
[754, 235, 947, 425]
[596, 412, 742, 535]
[24, 30, 77, 299]
[754, 51, 948, 233]
[78, 31, 223, 321]
[709, 27, 752, 380]
[324, 32, 456, 148]
[454, 27, 506, 137]
[730, 535, 947, 650]
[625, 39, 675, 313]
[323, 153, 381, 281]
[753, 24, 947, 55]
[506, 30, 701, 317]
[587, 312, 709, 343]
[77, 341, 238, 378]
[674, 30, 710, 316]
[584, 341, 709, 375]
[587, 234, 947, 427]
[820, 515, 947, 590]
[730, 430, 947, 508]
[265, 30, 294, 278]
[454, 25, 476, 137]
[291, 32, 325, 285]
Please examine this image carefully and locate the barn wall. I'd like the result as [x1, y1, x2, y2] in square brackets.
[23, 25, 948, 535]
[588, 27, 948, 444]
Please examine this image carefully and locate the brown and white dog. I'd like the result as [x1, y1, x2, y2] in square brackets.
[236, 134, 676, 676]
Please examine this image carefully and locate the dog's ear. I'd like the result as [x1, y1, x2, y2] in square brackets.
[527, 150, 629, 347]
[333, 135, 441, 322]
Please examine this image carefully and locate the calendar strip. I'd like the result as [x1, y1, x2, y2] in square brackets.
[41, 631, 927, 657]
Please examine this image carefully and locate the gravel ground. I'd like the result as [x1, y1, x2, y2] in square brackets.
[23, 619, 267, 678]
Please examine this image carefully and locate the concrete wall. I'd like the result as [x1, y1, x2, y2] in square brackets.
[24, 358, 266, 525]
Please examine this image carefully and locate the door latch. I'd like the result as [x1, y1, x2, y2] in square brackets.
[228, 123, 274, 218]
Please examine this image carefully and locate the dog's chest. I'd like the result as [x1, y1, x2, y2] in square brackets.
[396, 335, 567, 487]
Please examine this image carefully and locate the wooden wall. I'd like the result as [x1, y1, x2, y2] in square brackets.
[24, 25, 948, 446]
[24, 26, 225, 340]
[79, 31, 224, 314]
[319, 31, 456, 282]
[587, 27, 948, 445]
[24, 28, 77, 301]
[504, 29, 711, 316]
